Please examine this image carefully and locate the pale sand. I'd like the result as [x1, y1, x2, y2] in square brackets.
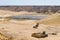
[0, 10, 60, 40]
[0, 20, 60, 40]
[38, 13, 60, 26]
[0, 10, 39, 17]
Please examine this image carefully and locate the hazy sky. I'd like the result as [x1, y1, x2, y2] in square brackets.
[0, 0, 60, 6]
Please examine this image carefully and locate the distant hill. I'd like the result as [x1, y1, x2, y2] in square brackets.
[0, 6, 60, 14]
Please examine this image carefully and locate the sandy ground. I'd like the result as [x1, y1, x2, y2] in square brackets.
[0, 10, 41, 17]
[0, 20, 60, 40]
[38, 14, 60, 26]
[0, 10, 60, 40]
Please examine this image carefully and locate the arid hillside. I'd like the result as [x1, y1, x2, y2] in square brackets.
[0, 6, 60, 40]
[0, 6, 60, 14]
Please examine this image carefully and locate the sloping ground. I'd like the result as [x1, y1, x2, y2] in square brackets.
[0, 10, 27, 17]
[0, 20, 37, 40]
[0, 20, 60, 40]
[38, 14, 60, 26]
[0, 10, 60, 40]
[0, 13, 60, 40]
[0, 10, 38, 17]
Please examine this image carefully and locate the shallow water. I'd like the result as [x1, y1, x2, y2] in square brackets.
[11, 15, 47, 20]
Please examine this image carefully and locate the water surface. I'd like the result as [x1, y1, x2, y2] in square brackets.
[11, 15, 47, 20]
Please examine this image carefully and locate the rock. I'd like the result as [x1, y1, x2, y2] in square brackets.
[49, 33, 57, 35]
[48, 32, 57, 35]
[52, 33, 57, 35]
[31, 31, 48, 38]
[33, 23, 39, 29]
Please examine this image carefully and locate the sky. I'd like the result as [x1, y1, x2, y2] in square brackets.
[0, 0, 60, 6]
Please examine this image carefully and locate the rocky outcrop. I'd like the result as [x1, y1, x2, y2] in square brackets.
[0, 6, 60, 14]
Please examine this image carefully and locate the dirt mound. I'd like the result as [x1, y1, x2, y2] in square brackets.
[39, 14, 60, 26]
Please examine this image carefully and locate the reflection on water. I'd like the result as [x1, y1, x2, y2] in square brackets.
[11, 15, 47, 20]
